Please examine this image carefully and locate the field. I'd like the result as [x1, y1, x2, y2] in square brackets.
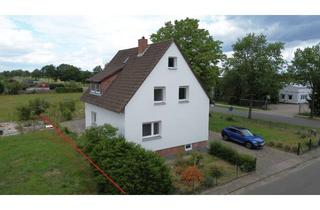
[0, 92, 84, 121]
[0, 130, 96, 194]
[210, 112, 319, 149]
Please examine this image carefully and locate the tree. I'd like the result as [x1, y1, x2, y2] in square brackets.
[0, 81, 4, 94]
[181, 165, 203, 192]
[31, 69, 42, 79]
[289, 44, 320, 117]
[151, 18, 224, 97]
[223, 33, 285, 119]
[209, 165, 223, 185]
[82, 125, 173, 194]
[93, 65, 103, 74]
[41, 65, 58, 81]
[57, 64, 81, 82]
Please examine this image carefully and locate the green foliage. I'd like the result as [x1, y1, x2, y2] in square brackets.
[289, 43, 320, 117]
[16, 105, 32, 121]
[6, 80, 23, 95]
[41, 65, 58, 81]
[93, 65, 103, 74]
[55, 87, 83, 93]
[28, 98, 50, 116]
[82, 124, 173, 194]
[151, 18, 224, 96]
[0, 81, 4, 94]
[222, 33, 285, 104]
[189, 151, 204, 167]
[47, 99, 76, 122]
[57, 64, 81, 82]
[208, 141, 256, 172]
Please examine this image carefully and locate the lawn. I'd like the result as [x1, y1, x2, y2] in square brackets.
[0, 130, 97, 194]
[210, 112, 319, 151]
[0, 92, 83, 121]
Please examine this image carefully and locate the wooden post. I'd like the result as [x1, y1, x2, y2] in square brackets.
[297, 143, 301, 155]
[309, 139, 312, 151]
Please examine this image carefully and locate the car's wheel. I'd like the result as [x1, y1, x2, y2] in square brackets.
[222, 134, 229, 141]
[245, 142, 253, 149]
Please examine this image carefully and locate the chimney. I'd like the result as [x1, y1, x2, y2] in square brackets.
[138, 36, 148, 55]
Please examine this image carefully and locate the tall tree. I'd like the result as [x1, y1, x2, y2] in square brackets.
[56, 64, 81, 82]
[93, 65, 103, 74]
[289, 44, 320, 117]
[41, 64, 57, 81]
[151, 18, 224, 97]
[31, 69, 42, 79]
[223, 33, 285, 119]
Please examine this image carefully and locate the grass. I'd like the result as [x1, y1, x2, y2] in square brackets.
[168, 152, 245, 194]
[0, 92, 83, 121]
[0, 130, 97, 194]
[210, 112, 319, 150]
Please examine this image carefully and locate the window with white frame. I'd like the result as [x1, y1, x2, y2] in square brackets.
[154, 87, 165, 103]
[168, 57, 177, 69]
[281, 94, 285, 99]
[179, 86, 189, 101]
[142, 121, 161, 138]
[301, 95, 308, 100]
[185, 144, 192, 151]
[90, 83, 101, 95]
[288, 95, 293, 100]
[91, 111, 97, 126]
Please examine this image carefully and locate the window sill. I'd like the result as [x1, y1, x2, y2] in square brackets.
[168, 67, 177, 70]
[90, 92, 102, 96]
[154, 101, 166, 105]
[179, 100, 189, 104]
[142, 135, 161, 142]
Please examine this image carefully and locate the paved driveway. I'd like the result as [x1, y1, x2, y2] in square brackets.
[209, 131, 296, 170]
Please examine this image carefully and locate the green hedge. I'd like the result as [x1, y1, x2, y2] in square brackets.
[55, 87, 82, 93]
[208, 141, 256, 172]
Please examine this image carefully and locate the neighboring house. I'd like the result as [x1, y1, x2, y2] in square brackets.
[279, 84, 311, 104]
[81, 37, 210, 156]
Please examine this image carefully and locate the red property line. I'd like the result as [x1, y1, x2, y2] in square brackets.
[40, 115, 127, 195]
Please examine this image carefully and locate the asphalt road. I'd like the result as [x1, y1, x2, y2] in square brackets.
[236, 157, 320, 195]
[212, 106, 320, 128]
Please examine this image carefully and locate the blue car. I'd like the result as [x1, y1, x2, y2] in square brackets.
[221, 126, 265, 149]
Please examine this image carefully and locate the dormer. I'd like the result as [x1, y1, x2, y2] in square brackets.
[90, 82, 101, 96]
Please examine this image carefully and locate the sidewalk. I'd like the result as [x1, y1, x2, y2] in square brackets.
[201, 143, 320, 195]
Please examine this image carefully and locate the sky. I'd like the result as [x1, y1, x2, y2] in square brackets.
[0, 15, 320, 71]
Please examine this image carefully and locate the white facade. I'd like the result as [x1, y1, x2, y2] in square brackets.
[84, 42, 209, 151]
[279, 84, 311, 104]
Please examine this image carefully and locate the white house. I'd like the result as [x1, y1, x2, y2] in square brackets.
[81, 37, 210, 156]
[279, 84, 311, 104]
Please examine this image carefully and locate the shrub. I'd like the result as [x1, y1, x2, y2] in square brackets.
[202, 174, 215, 188]
[189, 151, 204, 167]
[208, 164, 224, 185]
[226, 116, 236, 122]
[284, 145, 291, 152]
[181, 165, 203, 192]
[49, 83, 65, 90]
[267, 141, 275, 147]
[82, 124, 173, 194]
[276, 142, 283, 148]
[6, 81, 22, 95]
[0, 81, 4, 94]
[28, 98, 50, 116]
[209, 141, 256, 172]
[55, 87, 83, 93]
[16, 105, 32, 121]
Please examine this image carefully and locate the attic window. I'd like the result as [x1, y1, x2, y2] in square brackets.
[123, 57, 129, 64]
[90, 83, 101, 95]
[168, 57, 177, 69]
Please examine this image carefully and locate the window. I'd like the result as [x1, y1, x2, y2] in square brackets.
[301, 95, 308, 100]
[185, 144, 192, 151]
[168, 57, 177, 69]
[90, 83, 101, 95]
[179, 86, 189, 101]
[288, 95, 293, 100]
[91, 111, 97, 126]
[142, 121, 161, 139]
[154, 87, 165, 103]
[281, 94, 285, 99]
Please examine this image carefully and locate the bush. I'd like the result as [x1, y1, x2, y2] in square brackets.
[284, 145, 291, 152]
[189, 151, 204, 167]
[275, 142, 283, 148]
[202, 174, 215, 188]
[208, 141, 256, 172]
[0, 81, 4, 94]
[6, 81, 22, 95]
[16, 105, 32, 121]
[49, 83, 65, 90]
[208, 164, 224, 185]
[55, 87, 82, 93]
[28, 98, 50, 116]
[82, 124, 173, 194]
[267, 141, 275, 147]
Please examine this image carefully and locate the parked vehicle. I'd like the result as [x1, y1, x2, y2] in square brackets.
[221, 126, 265, 149]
